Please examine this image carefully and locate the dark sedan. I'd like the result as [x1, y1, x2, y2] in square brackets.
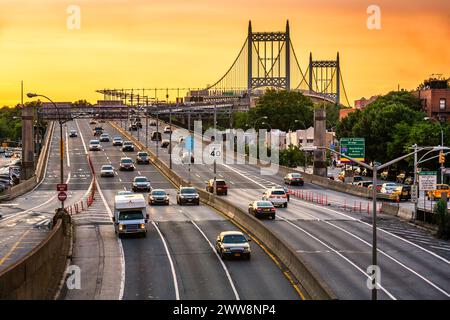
[248, 201, 276, 219]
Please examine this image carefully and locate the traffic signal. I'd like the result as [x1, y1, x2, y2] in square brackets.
[439, 151, 445, 164]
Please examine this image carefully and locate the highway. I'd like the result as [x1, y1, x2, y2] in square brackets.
[118, 118, 450, 300]
[74, 119, 300, 300]
[0, 122, 92, 272]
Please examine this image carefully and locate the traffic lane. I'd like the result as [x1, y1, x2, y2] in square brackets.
[330, 219, 450, 295]
[196, 219, 300, 300]
[157, 220, 237, 300]
[0, 122, 90, 270]
[89, 123, 235, 300]
[108, 122, 302, 300]
[263, 218, 383, 300]
[290, 219, 449, 300]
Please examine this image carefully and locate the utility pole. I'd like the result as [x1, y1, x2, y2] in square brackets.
[213, 103, 217, 195]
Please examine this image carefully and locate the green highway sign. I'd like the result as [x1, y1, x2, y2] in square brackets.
[339, 138, 365, 163]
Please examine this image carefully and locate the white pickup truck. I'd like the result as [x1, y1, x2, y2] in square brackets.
[113, 193, 149, 238]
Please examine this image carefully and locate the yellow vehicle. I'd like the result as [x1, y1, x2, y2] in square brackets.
[426, 184, 450, 201]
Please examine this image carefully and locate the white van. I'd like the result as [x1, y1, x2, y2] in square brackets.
[113, 193, 149, 237]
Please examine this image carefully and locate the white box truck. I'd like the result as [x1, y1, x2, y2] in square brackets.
[113, 193, 149, 237]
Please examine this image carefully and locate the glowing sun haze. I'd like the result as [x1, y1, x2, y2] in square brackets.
[0, 0, 449, 106]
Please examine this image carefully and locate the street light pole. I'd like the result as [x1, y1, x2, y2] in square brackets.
[27, 93, 64, 210]
[301, 145, 448, 300]
[213, 103, 217, 195]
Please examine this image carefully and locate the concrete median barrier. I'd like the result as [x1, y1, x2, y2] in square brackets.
[110, 121, 336, 300]
[0, 214, 71, 299]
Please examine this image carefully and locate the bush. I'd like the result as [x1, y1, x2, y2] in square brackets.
[434, 199, 450, 239]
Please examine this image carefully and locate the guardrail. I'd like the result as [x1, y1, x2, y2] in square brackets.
[110, 120, 336, 300]
[65, 154, 96, 215]
[0, 216, 71, 299]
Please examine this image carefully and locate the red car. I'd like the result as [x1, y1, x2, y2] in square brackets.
[206, 179, 228, 195]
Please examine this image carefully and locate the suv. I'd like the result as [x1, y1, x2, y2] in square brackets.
[205, 179, 228, 195]
[136, 152, 150, 164]
[122, 141, 135, 152]
[113, 136, 123, 146]
[89, 140, 102, 151]
[93, 126, 103, 136]
[119, 157, 135, 171]
[177, 187, 200, 205]
[99, 134, 110, 142]
[284, 173, 304, 186]
[262, 188, 288, 208]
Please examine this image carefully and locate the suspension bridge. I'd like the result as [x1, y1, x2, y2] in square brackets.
[97, 20, 351, 107]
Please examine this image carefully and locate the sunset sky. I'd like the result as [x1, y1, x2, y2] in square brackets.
[0, 0, 449, 107]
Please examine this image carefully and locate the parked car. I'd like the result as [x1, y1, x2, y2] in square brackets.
[215, 231, 251, 260]
[248, 200, 276, 219]
[283, 173, 304, 186]
[119, 157, 135, 171]
[427, 184, 450, 201]
[100, 165, 115, 177]
[122, 141, 135, 152]
[390, 185, 411, 201]
[148, 189, 169, 205]
[89, 140, 102, 151]
[177, 187, 200, 205]
[356, 181, 373, 188]
[205, 179, 228, 195]
[368, 184, 383, 192]
[136, 152, 150, 164]
[351, 176, 364, 185]
[380, 183, 398, 194]
[262, 188, 288, 208]
[132, 176, 151, 192]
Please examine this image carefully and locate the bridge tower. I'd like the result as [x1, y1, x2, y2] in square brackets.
[308, 52, 341, 104]
[247, 20, 291, 91]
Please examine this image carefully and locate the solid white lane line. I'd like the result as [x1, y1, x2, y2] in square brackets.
[95, 178, 126, 300]
[190, 220, 240, 300]
[75, 120, 88, 154]
[319, 219, 450, 297]
[151, 221, 180, 300]
[224, 163, 450, 265]
[65, 128, 70, 168]
[1, 172, 72, 223]
[279, 217, 396, 300]
[297, 201, 450, 265]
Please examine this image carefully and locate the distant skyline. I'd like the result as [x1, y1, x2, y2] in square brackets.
[0, 0, 449, 106]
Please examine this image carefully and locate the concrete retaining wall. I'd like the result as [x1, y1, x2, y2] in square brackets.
[0, 217, 71, 299]
[0, 122, 54, 202]
[110, 121, 336, 300]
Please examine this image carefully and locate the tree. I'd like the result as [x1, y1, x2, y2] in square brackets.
[248, 89, 314, 131]
[335, 91, 426, 166]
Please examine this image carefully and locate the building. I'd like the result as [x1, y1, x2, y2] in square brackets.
[414, 81, 450, 121]
[339, 95, 379, 120]
[285, 127, 336, 149]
